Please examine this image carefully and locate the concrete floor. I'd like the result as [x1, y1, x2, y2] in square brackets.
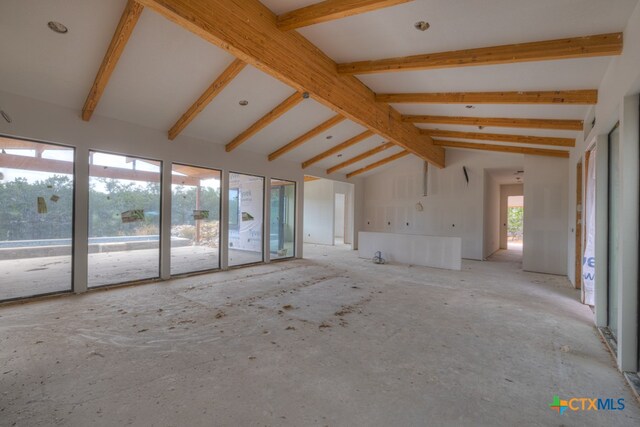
[0, 246, 266, 300]
[0, 244, 638, 426]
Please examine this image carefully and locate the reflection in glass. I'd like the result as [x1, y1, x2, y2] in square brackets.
[88, 152, 161, 287]
[0, 137, 74, 300]
[171, 164, 221, 275]
[228, 173, 264, 266]
[270, 179, 295, 260]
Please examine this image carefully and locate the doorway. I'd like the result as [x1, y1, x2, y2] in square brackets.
[507, 195, 524, 251]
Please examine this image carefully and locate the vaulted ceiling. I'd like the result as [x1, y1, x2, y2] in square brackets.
[0, 0, 637, 177]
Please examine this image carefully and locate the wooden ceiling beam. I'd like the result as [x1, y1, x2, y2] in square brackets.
[338, 32, 622, 74]
[326, 142, 394, 174]
[268, 114, 345, 161]
[136, 0, 444, 167]
[302, 130, 373, 169]
[376, 90, 598, 104]
[277, 0, 412, 31]
[304, 175, 320, 182]
[81, 0, 144, 121]
[169, 59, 246, 140]
[346, 150, 410, 178]
[225, 92, 304, 152]
[402, 115, 583, 131]
[422, 129, 575, 147]
[434, 140, 569, 158]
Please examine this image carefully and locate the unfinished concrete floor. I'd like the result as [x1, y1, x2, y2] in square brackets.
[1, 244, 638, 426]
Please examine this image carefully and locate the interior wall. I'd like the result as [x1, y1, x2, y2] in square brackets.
[523, 156, 569, 275]
[499, 184, 524, 249]
[361, 149, 523, 260]
[303, 179, 334, 245]
[482, 172, 501, 259]
[303, 179, 354, 246]
[567, 0, 640, 284]
[334, 193, 345, 238]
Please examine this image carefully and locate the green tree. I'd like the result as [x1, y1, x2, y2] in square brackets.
[508, 206, 524, 240]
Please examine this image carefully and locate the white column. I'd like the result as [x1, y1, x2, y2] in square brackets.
[73, 146, 89, 293]
[220, 170, 229, 270]
[263, 176, 271, 263]
[616, 94, 639, 372]
[296, 179, 304, 259]
[159, 161, 172, 280]
[594, 135, 609, 328]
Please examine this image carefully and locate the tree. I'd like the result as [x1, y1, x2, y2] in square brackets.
[508, 207, 524, 240]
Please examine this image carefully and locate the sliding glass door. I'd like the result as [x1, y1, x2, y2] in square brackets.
[270, 179, 295, 260]
[88, 152, 161, 287]
[171, 164, 221, 275]
[228, 173, 264, 266]
[0, 137, 74, 300]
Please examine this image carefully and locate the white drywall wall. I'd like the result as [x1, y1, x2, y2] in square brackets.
[303, 179, 334, 245]
[567, 0, 640, 284]
[361, 150, 523, 260]
[358, 232, 461, 270]
[499, 184, 524, 249]
[523, 156, 569, 275]
[482, 172, 501, 259]
[334, 194, 345, 238]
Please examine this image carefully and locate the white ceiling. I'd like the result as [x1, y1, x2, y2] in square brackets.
[1, 0, 638, 177]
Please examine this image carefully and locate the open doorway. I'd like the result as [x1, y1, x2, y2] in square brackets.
[507, 195, 524, 251]
[334, 193, 346, 245]
[303, 177, 354, 248]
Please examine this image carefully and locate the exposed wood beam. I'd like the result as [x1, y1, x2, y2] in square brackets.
[338, 32, 623, 74]
[346, 150, 410, 178]
[433, 140, 569, 158]
[268, 114, 345, 161]
[277, 0, 412, 31]
[81, 0, 144, 121]
[168, 59, 246, 140]
[422, 129, 574, 147]
[402, 115, 583, 131]
[136, 0, 444, 167]
[376, 90, 598, 104]
[302, 130, 373, 169]
[225, 92, 304, 152]
[326, 142, 394, 174]
[304, 175, 320, 182]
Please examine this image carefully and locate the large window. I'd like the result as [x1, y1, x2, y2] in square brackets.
[0, 137, 74, 300]
[228, 173, 264, 266]
[171, 164, 221, 275]
[270, 179, 295, 260]
[88, 152, 161, 287]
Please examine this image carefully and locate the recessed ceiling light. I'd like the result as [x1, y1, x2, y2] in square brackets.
[47, 21, 68, 34]
[337, 154, 343, 158]
[239, 100, 249, 106]
[465, 105, 475, 109]
[414, 21, 430, 31]
[478, 126, 484, 130]
[326, 135, 333, 139]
